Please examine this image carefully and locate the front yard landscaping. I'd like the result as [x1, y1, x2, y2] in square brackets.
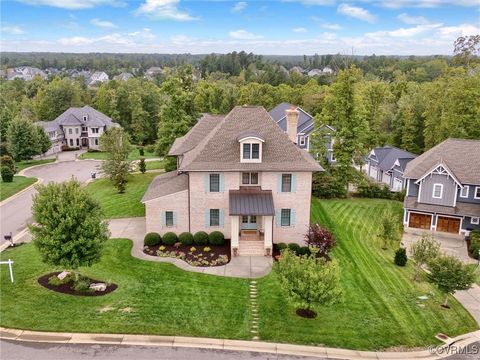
[0, 198, 477, 350]
[0, 176, 37, 201]
[85, 172, 159, 218]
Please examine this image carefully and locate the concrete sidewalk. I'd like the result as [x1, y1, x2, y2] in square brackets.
[4, 326, 477, 360]
[455, 284, 480, 326]
[108, 218, 273, 279]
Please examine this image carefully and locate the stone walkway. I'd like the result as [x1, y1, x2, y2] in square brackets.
[108, 218, 272, 279]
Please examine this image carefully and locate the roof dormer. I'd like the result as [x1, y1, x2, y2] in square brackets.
[83, 114, 88, 122]
[237, 131, 264, 163]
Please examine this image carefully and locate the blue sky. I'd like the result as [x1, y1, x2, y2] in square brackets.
[1, 1, 479, 55]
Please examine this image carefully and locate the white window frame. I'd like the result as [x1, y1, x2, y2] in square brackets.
[165, 211, 174, 227]
[83, 115, 88, 122]
[280, 209, 291, 227]
[471, 217, 480, 225]
[432, 183, 443, 199]
[209, 173, 220, 192]
[460, 186, 469, 198]
[475, 186, 480, 200]
[299, 135, 305, 146]
[210, 209, 220, 227]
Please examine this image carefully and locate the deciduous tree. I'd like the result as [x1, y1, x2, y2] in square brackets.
[100, 127, 132, 193]
[410, 233, 440, 281]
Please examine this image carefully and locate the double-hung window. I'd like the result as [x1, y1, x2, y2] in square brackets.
[210, 209, 220, 227]
[281, 209, 291, 227]
[165, 211, 174, 227]
[432, 184, 443, 199]
[475, 187, 480, 199]
[210, 174, 220, 192]
[242, 143, 260, 160]
[242, 172, 258, 185]
[460, 186, 469, 198]
[281, 174, 292, 192]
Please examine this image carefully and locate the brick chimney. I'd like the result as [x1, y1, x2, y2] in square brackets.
[285, 106, 299, 144]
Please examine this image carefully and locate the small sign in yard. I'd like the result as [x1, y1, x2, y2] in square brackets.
[0, 259, 14, 283]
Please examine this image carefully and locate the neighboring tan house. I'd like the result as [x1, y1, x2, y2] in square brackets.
[6, 66, 47, 81]
[87, 71, 109, 87]
[141, 106, 323, 256]
[113, 72, 134, 81]
[144, 67, 164, 80]
[365, 145, 417, 192]
[403, 139, 480, 235]
[269, 102, 336, 164]
[37, 105, 119, 154]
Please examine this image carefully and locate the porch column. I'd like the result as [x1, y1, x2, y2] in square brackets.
[231, 215, 239, 251]
[264, 215, 273, 255]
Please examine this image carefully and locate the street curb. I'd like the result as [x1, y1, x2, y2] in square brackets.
[0, 178, 43, 207]
[2, 327, 479, 359]
[0, 228, 30, 252]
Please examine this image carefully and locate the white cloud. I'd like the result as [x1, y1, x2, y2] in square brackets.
[90, 18, 117, 28]
[285, 0, 336, 5]
[388, 23, 442, 37]
[229, 29, 263, 39]
[437, 23, 480, 37]
[321, 23, 342, 30]
[18, 0, 123, 10]
[57, 28, 156, 47]
[1, 25, 25, 35]
[293, 27, 308, 33]
[337, 4, 376, 23]
[232, 1, 247, 13]
[379, 0, 478, 9]
[397, 13, 430, 25]
[58, 36, 94, 45]
[135, 0, 198, 21]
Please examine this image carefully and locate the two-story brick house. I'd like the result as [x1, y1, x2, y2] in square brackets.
[403, 139, 480, 235]
[142, 106, 323, 256]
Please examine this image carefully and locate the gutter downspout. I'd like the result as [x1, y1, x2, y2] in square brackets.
[187, 172, 191, 233]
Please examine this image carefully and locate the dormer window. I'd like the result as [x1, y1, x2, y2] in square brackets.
[243, 143, 259, 159]
[83, 115, 88, 122]
[237, 132, 264, 163]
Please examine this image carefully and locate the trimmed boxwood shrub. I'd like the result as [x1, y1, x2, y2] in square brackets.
[394, 248, 408, 266]
[163, 232, 178, 246]
[287, 243, 301, 254]
[297, 246, 311, 256]
[193, 231, 209, 245]
[209, 231, 225, 246]
[144, 232, 161, 246]
[1, 166, 14, 182]
[179, 232, 194, 246]
[277, 243, 287, 251]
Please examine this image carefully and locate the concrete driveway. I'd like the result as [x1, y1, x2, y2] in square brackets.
[0, 158, 101, 242]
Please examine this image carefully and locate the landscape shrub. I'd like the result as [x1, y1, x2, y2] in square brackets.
[178, 232, 194, 246]
[193, 231, 209, 245]
[469, 231, 480, 259]
[0, 155, 15, 173]
[138, 146, 145, 156]
[144, 232, 161, 246]
[73, 278, 91, 292]
[277, 243, 288, 251]
[288, 243, 301, 254]
[209, 231, 225, 245]
[357, 181, 392, 199]
[305, 223, 336, 256]
[1, 166, 14, 182]
[394, 248, 408, 266]
[145, 144, 155, 153]
[297, 246, 311, 256]
[312, 170, 347, 199]
[138, 158, 146, 173]
[162, 232, 178, 246]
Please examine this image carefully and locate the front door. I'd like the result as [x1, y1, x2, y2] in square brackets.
[437, 216, 460, 234]
[241, 215, 257, 230]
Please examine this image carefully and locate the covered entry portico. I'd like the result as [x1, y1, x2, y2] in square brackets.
[229, 187, 274, 256]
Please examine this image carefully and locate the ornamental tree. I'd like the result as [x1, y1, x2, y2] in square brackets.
[30, 179, 110, 280]
[100, 127, 132, 193]
[378, 208, 401, 250]
[273, 249, 342, 317]
[305, 223, 336, 257]
[428, 254, 475, 308]
[410, 233, 440, 281]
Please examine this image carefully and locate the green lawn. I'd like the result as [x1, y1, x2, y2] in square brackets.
[0, 198, 476, 350]
[257, 198, 478, 349]
[145, 159, 167, 171]
[79, 149, 158, 161]
[15, 159, 55, 172]
[85, 172, 159, 218]
[0, 176, 37, 201]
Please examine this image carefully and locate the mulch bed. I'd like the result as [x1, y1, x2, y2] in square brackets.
[296, 309, 317, 318]
[143, 240, 231, 267]
[38, 272, 117, 297]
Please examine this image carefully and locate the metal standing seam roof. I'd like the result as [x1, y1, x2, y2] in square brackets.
[229, 188, 275, 216]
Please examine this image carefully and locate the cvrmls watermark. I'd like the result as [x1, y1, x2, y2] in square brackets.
[428, 344, 479, 355]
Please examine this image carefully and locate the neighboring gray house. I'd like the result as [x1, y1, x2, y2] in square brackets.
[37, 105, 119, 154]
[365, 145, 417, 192]
[87, 71, 109, 87]
[5, 66, 47, 81]
[403, 139, 480, 235]
[114, 72, 134, 81]
[269, 102, 336, 164]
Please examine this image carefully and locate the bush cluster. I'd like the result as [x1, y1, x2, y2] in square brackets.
[144, 231, 226, 247]
[193, 231, 209, 245]
[1, 166, 14, 182]
[394, 248, 408, 266]
[469, 230, 480, 259]
[179, 232, 194, 246]
[144, 232, 161, 246]
[357, 180, 406, 201]
[162, 232, 178, 245]
[209, 231, 225, 245]
[276, 242, 311, 257]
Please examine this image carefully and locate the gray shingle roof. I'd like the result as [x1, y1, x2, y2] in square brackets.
[37, 120, 61, 132]
[55, 105, 117, 129]
[269, 102, 315, 135]
[178, 106, 323, 172]
[141, 171, 189, 202]
[369, 146, 417, 172]
[404, 139, 480, 184]
[229, 188, 275, 216]
[404, 196, 480, 217]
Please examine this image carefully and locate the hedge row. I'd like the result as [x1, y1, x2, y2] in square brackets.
[276, 242, 311, 256]
[144, 231, 225, 247]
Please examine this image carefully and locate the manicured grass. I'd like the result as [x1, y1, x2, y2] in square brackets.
[15, 159, 55, 172]
[0, 176, 37, 201]
[0, 239, 251, 339]
[145, 159, 166, 171]
[79, 149, 158, 161]
[257, 198, 478, 350]
[85, 172, 159, 218]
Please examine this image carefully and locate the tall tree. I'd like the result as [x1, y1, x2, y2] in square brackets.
[410, 234, 440, 281]
[100, 127, 132, 193]
[378, 208, 401, 250]
[35, 77, 82, 121]
[7, 116, 40, 161]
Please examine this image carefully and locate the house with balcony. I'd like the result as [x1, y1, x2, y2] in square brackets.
[37, 105, 119, 154]
[403, 139, 480, 235]
[365, 145, 417, 192]
[141, 106, 323, 256]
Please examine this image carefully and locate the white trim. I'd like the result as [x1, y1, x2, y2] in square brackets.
[436, 214, 462, 235]
[471, 217, 479, 225]
[460, 185, 469, 198]
[414, 163, 462, 187]
[432, 183, 443, 199]
[237, 136, 265, 143]
[475, 186, 480, 199]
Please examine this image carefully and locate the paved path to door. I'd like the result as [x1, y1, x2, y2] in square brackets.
[108, 218, 272, 279]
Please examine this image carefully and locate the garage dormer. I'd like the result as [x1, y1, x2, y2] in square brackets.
[237, 131, 265, 163]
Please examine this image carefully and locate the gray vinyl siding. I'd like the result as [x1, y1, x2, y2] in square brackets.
[462, 217, 480, 231]
[457, 184, 480, 204]
[419, 174, 457, 206]
[407, 179, 419, 197]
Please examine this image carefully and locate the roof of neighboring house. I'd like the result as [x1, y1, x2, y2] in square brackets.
[269, 102, 316, 135]
[368, 145, 417, 173]
[36, 120, 63, 137]
[169, 114, 223, 156]
[141, 171, 189, 202]
[177, 106, 323, 172]
[54, 105, 118, 128]
[404, 196, 480, 217]
[114, 72, 133, 81]
[404, 139, 480, 184]
[229, 187, 275, 216]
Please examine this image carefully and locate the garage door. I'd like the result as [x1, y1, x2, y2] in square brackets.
[437, 216, 460, 234]
[409, 213, 432, 230]
[369, 166, 378, 181]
